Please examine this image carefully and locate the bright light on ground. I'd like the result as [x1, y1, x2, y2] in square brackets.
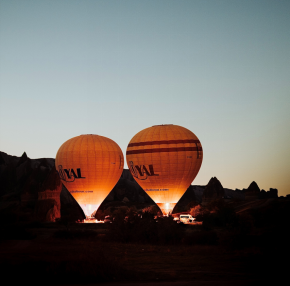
[83, 218, 104, 223]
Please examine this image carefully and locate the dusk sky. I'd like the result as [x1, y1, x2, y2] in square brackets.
[0, 0, 289, 196]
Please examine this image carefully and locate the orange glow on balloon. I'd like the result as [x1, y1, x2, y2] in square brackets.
[126, 125, 203, 216]
[55, 134, 124, 218]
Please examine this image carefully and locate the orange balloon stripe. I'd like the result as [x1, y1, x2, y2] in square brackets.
[128, 139, 200, 147]
[126, 146, 202, 155]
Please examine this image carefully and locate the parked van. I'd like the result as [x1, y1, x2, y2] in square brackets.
[178, 214, 196, 223]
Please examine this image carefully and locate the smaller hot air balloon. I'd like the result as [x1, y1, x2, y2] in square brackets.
[126, 124, 203, 216]
[55, 134, 124, 219]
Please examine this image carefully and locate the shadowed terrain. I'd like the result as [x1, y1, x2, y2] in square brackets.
[0, 151, 289, 285]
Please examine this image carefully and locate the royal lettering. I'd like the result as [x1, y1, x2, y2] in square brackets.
[58, 165, 86, 182]
[129, 161, 159, 180]
[77, 168, 85, 178]
[64, 169, 71, 179]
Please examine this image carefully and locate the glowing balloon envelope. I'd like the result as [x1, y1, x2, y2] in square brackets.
[126, 125, 203, 216]
[55, 134, 124, 218]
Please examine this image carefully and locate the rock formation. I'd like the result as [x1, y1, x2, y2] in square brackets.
[16, 152, 28, 167]
[0, 152, 5, 165]
[36, 166, 62, 222]
[104, 169, 154, 204]
[244, 181, 260, 199]
[21, 162, 52, 206]
[259, 188, 278, 199]
[202, 177, 225, 204]
[60, 184, 85, 222]
[0, 150, 282, 222]
[174, 185, 205, 212]
[224, 188, 245, 200]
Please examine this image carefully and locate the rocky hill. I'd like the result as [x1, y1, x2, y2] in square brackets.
[0, 151, 280, 222]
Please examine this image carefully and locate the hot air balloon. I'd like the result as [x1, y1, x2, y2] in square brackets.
[126, 125, 203, 216]
[55, 134, 124, 219]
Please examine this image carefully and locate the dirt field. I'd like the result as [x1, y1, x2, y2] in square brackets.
[0, 223, 281, 286]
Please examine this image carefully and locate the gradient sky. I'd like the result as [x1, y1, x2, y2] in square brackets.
[1, 0, 289, 196]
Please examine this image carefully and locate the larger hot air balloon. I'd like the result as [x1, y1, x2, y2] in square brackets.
[126, 125, 203, 216]
[55, 134, 124, 218]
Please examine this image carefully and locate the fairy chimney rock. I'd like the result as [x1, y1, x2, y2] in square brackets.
[202, 177, 225, 203]
[245, 181, 260, 199]
[16, 152, 29, 167]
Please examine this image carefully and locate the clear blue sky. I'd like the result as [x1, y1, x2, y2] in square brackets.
[1, 0, 289, 196]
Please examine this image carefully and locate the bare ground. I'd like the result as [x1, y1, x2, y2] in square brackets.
[0, 223, 280, 286]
